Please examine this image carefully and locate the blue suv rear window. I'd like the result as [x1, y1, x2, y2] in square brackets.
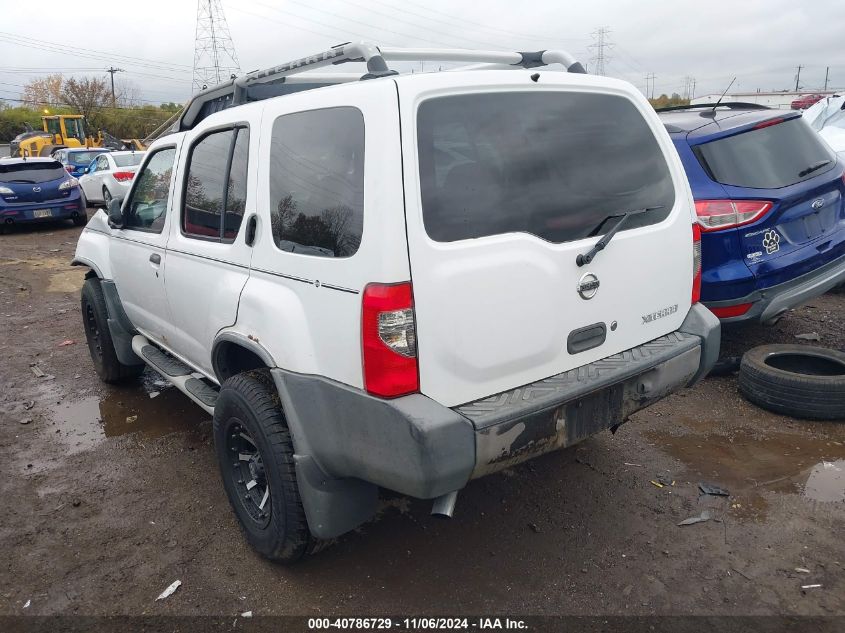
[417, 92, 675, 243]
[0, 161, 65, 184]
[695, 118, 835, 189]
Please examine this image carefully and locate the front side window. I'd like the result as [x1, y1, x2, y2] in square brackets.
[269, 107, 364, 258]
[417, 92, 676, 243]
[45, 119, 61, 136]
[123, 147, 176, 233]
[183, 126, 249, 240]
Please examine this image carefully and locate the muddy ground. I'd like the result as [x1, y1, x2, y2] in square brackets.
[1, 211, 843, 620]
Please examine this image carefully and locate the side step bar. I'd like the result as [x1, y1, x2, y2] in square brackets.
[131, 335, 219, 414]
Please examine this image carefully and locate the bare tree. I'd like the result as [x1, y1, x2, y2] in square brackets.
[61, 77, 111, 127]
[21, 74, 64, 108]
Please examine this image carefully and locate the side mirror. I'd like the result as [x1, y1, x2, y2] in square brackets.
[107, 198, 125, 229]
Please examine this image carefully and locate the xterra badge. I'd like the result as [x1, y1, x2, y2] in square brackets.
[642, 304, 678, 324]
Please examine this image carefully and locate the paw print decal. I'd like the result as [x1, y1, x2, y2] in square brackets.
[762, 229, 780, 254]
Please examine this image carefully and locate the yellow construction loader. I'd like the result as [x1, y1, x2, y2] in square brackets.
[10, 114, 146, 157]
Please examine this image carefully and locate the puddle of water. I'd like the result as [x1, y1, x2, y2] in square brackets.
[47, 377, 210, 454]
[645, 427, 845, 518]
[804, 460, 845, 502]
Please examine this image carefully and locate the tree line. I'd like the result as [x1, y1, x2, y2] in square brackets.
[0, 74, 182, 143]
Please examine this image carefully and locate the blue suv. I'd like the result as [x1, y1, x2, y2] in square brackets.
[659, 103, 845, 322]
[0, 158, 87, 231]
[54, 148, 110, 178]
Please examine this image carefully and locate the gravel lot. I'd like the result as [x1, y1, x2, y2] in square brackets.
[1, 211, 843, 620]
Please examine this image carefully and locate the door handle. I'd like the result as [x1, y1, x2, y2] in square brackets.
[245, 214, 258, 247]
[149, 253, 161, 265]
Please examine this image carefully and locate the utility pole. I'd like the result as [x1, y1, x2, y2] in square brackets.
[106, 66, 124, 107]
[794, 65, 803, 92]
[691, 78, 696, 101]
[645, 73, 656, 100]
[588, 27, 613, 76]
[824, 67, 830, 91]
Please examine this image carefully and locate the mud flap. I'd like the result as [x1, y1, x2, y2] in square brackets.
[100, 280, 143, 367]
[293, 455, 378, 540]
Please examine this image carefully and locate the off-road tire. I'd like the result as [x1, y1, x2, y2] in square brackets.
[80, 278, 144, 383]
[213, 369, 324, 563]
[739, 344, 845, 420]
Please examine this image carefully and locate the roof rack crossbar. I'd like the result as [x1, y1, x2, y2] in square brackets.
[178, 42, 585, 131]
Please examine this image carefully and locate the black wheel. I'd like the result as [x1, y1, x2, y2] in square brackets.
[72, 208, 88, 226]
[80, 278, 144, 384]
[103, 187, 113, 206]
[739, 344, 845, 421]
[213, 370, 322, 563]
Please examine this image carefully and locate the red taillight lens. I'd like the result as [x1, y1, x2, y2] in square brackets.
[362, 282, 419, 398]
[710, 303, 754, 318]
[694, 199, 773, 232]
[692, 223, 702, 304]
[112, 171, 135, 182]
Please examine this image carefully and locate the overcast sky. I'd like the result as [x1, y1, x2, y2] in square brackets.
[1, 0, 844, 106]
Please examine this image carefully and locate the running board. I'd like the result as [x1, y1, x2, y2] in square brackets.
[131, 335, 219, 415]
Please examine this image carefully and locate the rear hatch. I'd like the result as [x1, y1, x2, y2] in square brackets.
[397, 72, 695, 407]
[692, 116, 845, 284]
[0, 161, 70, 203]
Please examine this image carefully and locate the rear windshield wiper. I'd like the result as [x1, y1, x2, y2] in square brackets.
[576, 206, 664, 267]
[799, 159, 831, 178]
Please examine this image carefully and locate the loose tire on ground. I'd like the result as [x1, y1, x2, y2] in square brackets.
[738, 344, 845, 420]
[80, 278, 144, 384]
[213, 369, 324, 563]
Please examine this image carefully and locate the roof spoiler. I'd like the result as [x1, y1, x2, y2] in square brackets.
[177, 42, 586, 131]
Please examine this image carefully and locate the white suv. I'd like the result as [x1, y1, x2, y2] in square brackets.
[73, 43, 719, 562]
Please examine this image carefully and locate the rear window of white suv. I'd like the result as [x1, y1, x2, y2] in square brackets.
[417, 92, 675, 243]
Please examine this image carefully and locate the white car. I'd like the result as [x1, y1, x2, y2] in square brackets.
[73, 43, 719, 562]
[78, 150, 146, 206]
[802, 95, 845, 160]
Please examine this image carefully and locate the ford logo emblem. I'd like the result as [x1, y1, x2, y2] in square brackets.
[32, 186, 41, 192]
[576, 272, 600, 300]
[811, 198, 825, 210]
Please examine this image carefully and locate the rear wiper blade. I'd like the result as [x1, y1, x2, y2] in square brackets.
[576, 206, 664, 267]
[799, 160, 831, 178]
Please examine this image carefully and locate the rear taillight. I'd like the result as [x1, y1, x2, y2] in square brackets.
[362, 282, 419, 398]
[754, 117, 785, 130]
[112, 171, 135, 182]
[710, 303, 754, 318]
[694, 199, 773, 232]
[692, 224, 702, 304]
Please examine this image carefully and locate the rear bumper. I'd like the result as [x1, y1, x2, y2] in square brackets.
[0, 197, 85, 223]
[271, 304, 719, 537]
[704, 253, 845, 323]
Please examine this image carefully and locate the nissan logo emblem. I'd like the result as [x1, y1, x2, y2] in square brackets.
[811, 198, 825, 210]
[576, 272, 600, 300]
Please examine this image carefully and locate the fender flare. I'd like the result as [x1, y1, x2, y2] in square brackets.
[71, 256, 105, 279]
[211, 331, 277, 379]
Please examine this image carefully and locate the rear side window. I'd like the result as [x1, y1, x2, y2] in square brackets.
[183, 126, 249, 241]
[696, 117, 835, 189]
[269, 107, 364, 258]
[0, 161, 65, 184]
[417, 92, 675, 243]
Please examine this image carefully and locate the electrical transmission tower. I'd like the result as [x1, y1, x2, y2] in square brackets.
[588, 27, 613, 76]
[192, 0, 241, 93]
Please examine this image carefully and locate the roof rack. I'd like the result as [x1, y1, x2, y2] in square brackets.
[177, 42, 586, 131]
[655, 102, 771, 113]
